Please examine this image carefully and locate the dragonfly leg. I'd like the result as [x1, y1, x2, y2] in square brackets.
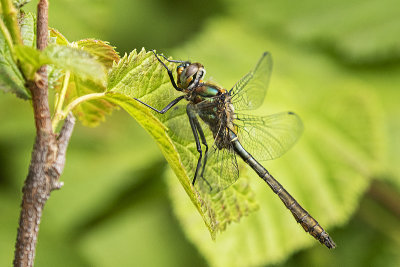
[195, 121, 212, 188]
[151, 50, 182, 92]
[158, 52, 187, 64]
[134, 95, 185, 114]
[186, 104, 206, 187]
[193, 117, 212, 190]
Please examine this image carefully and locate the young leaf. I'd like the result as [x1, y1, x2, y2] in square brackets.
[75, 39, 119, 69]
[44, 44, 107, 85]
[0, 33, 29, 99]
[14, 45, 45, 79]
[13, 0, 31, 8]
[57, 38, 119, 126]
[47, 29, 69, 92]
[49, 28, 68, 46]
[18, 11, 35, 47]
[48, 29, 120, 126]
[66, 77, 115, 127]
[12, 37, 116, 125]
[14, 44, 107, 83]
[105, 49, 259, 236]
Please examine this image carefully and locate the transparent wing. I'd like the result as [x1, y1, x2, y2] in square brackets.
[164, 103, 239, 195]
[163, 104, 197, 144]
[230, 52, 272, 111]
[234, 111, 303, 161]
[164, 98, 219, 143]
[197, 143, 239, 195]
[194, 114, 239, 195]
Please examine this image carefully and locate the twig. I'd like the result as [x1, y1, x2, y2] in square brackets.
[13, 1, 76, 266]
[36, 0, 48, 51]
[53, 113, 76, 188]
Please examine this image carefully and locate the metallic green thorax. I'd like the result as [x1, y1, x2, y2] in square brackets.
[197, 84, 221, 97]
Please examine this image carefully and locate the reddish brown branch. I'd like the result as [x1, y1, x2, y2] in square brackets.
[36, 0, 48, 51]
[13, 1, 76, 266]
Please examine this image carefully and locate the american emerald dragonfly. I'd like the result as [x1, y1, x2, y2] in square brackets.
[135, 51, 336, 249]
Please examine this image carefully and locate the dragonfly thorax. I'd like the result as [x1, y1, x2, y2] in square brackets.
[195, 91, 237, 150]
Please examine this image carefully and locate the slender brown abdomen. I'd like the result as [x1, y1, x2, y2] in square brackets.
[229, 130, 336, 249]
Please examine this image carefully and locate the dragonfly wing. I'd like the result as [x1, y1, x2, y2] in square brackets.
[234, 111, 303, 161]
[163, 105, 195, 142]
[230, 52, 272, 111]
[165, 104, 239, 194]
[197, 143, 239, 194]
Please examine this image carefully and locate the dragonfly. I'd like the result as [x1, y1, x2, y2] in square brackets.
[135, 50, 336, 249]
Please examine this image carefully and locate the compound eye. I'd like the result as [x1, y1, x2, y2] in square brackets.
[185, 64, 199, 78]
[176, 63, 190, 75]
[177, 66, 184, 76]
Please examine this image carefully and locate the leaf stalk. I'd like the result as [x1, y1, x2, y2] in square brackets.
[60, 92, 106, 120]
[52, 70, 71, 131]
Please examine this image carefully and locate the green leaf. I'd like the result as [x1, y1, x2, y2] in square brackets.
[14, 45, 44, 79]
[13, 0, 30, 8]
[283, 0, 400, 64]
[49, 28, 69, 46]
[359, 64, 400, 190]
[46, 31, 120, 126]
[66, 77, 115, 127]
[76, 39, 119, 69]
[163, 18, 386, 266]
[224, 0, 400, 65]
[44, 44, 107, 85]
[13, 41, 113, 125]
[59, 38, 119, 126]
[14, 44, 107, 83]
[47, 29, 69, 91]
[0, 34, 29, 99]
[105, 49, 259, 237]
[18, 11, 35, 47]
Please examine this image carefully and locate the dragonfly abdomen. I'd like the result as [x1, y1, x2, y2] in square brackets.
[262, 171, 336, 249]
[229, 130, 336, 249]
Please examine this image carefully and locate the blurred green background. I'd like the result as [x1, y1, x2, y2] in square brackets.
[1, 0, 400, 266]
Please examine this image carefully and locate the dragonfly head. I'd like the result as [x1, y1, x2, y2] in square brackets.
[176, 62, 206, 91]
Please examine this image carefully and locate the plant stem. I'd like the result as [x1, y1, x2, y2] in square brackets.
[36, 0, 47, 51]
[0, 0, 23, 45]
[13, 1, 76, 266]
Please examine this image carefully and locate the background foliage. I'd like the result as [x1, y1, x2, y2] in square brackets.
[1, 0, 399, 266]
